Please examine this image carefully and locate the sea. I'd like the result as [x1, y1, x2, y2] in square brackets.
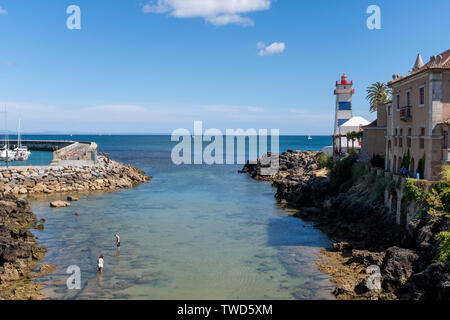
[16, 135, 336, 300]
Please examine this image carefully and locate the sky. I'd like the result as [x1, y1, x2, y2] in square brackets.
[0, 0, 449, 135]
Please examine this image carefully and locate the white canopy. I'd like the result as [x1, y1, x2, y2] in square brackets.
[339, 116, 371, 134]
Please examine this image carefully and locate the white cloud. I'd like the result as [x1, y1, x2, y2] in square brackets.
[257, 42, 285, 56]
[142, 0, 272, 27]
[0, 6, 7, 15]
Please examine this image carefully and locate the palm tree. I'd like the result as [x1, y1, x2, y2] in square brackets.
[366, 82, 392, 112]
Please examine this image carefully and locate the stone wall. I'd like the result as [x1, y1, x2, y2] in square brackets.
[0, 156, 150, 196]
[382, 172, 436, 229]
[8, 140, 74, 151]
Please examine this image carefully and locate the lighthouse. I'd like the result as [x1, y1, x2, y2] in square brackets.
[334, 74, 354, 134]
[322, 74, 370, 154]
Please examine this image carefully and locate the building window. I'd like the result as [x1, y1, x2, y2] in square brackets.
[399, 137, 403, 148]
[406, 91, 411, 106]
[396, 94, 400, 110]
[394, 129, 398, 136]
[419, 127, 425, 149]
[394, 138, 397, 147]
[419, 86, 425, 106]
[388, 106, 392, 116]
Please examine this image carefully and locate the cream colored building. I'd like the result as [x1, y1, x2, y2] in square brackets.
[385, 50, 450, 180]
[361, 103, 387, 163]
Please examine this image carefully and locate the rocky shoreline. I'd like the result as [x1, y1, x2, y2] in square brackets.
[0, 194, 47, 299]
[240, 150, 450, 300]
[0, 156, 151, 300]
[0, 156, 151, 196]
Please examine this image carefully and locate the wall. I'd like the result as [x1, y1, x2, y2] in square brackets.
[382, 171, 435, 230]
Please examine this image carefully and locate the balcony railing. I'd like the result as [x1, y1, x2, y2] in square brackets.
[400, 106, 412, 121]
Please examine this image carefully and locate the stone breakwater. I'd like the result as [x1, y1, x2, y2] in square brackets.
[240, 150, 450, 300]
[0, 156, 151, 196]
[0, 156, 151, 299]
[0, 194, 47, 299]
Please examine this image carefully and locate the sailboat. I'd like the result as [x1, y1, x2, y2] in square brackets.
[14, 118, 31, 161]
[0, 108, 16, 162]
[307, 135, 313, 140]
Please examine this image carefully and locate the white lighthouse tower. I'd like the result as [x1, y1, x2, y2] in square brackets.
[334, 74, 354, 134]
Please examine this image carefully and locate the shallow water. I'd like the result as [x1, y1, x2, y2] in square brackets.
[30, 135, 335, 300]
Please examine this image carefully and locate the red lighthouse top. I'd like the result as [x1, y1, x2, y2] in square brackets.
[336, 73, 353, 86]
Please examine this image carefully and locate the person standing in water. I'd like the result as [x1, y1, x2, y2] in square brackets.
[97, 255, 104, 273]
[114, 234, 120, 250]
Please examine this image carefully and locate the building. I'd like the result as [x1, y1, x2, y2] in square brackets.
[385, 49, 450, 180]
[334, 74, 354, 133]
[361, 102, 388, 163]
[324, 74, 370, 154]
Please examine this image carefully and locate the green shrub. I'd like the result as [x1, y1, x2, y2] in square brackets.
[434, 181, 450, 195]
[400, 149, 411, 171]
[436, 230, 450, 268]
[374, 176, 389, 201]
[318, 154, 334, 170]
[351, 162, 366, 183]
[439, 189, 450, 212]
[441, 165, 450, 182]
[361, 172, 375, 185]
[403, 179, 424, 203]
[329, 153, 358, 187]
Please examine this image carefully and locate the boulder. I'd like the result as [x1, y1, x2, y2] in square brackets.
[67, 196, 78, 201]
[49, 200, 71, 208]
[381, 246, 419, 289]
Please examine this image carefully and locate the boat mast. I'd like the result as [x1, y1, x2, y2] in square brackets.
[3, 107, 9, 167]
[17, 117, 21, 148]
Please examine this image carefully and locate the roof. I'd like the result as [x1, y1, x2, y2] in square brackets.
[389, 49, 450, 85]
[364, 119, 378, 127]
[340, 116, 371, 128]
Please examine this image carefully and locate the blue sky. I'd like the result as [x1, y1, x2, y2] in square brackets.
[0, 0, 449, 134]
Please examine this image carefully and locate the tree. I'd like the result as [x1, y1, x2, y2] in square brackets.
[366, 82, 392, 112]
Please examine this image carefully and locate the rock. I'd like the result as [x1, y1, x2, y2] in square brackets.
[38, 264, 56, 276]
[0, 193, 46, 298]
[406, 263, 450, 300]
[1, 156, 150, 196]
[50, 200, 71, 208]
[67, 196, 78, 201]
[74, 212, 82, 216]
[381, 247, 419, 290]
[332, 242, 351, 251]
[349, 250, 385, 267]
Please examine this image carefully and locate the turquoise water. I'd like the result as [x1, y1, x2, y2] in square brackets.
[30, 135, 335, 300]
[0, 150, 53, 167]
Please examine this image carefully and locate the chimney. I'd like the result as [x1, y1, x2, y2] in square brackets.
[412, 53, 424, 72]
